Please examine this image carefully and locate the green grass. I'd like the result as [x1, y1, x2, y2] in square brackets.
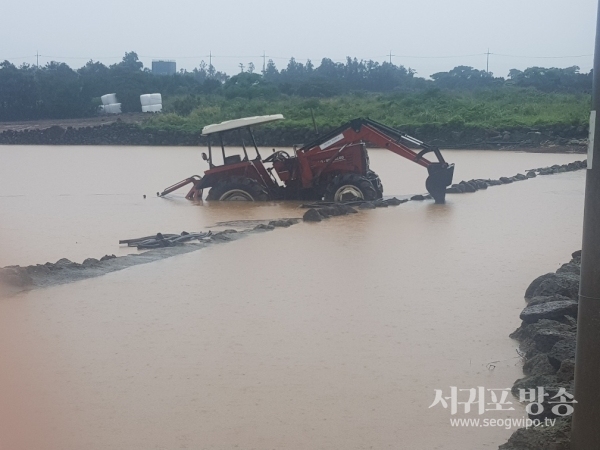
[143, 88, 591, 134]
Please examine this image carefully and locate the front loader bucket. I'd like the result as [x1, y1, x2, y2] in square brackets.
[426, 163, 455, 204]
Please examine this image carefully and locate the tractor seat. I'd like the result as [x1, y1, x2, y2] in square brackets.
[224, 154, 242, 165]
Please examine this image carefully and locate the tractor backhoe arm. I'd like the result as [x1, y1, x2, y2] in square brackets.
[300, 118, 444, 167]
[298, 118, 455, 203]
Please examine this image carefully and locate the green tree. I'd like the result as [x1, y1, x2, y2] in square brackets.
[508, 66, 591, 92]
[431, 66, 498, 89]
[263, 59, 279, 81]
[111, 51, 143, 72]
[0, 61, 38, 120]
[37, 62, 91, 118]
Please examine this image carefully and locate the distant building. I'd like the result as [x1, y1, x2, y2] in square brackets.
[152, 60, 176, 75]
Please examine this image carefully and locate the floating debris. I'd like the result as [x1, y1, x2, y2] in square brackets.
[119, 231, 213, 249]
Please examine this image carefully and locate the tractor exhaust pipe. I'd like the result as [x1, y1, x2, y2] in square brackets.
[425, 163, 455, 204]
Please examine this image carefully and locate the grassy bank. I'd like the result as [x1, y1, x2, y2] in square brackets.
[144, 88, 591, 134]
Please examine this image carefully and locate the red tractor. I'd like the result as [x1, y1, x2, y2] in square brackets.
[160, 114, 454, 203]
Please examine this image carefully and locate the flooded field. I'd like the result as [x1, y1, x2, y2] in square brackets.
[0, 145, 586, 449]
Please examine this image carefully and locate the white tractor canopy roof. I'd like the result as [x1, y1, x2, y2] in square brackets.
[201, 114, 284, 135]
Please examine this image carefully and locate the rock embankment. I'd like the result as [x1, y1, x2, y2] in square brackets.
[0, 121, 335, 147]
[0, 122, 204, 146]
[0, 118, 591, 150]
[302, 198, 409, 222]
[500, 250, 582, 450]
[0, 219, 299, 295]
[447, 160, 587, 195]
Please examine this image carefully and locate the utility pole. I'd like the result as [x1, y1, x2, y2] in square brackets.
[36, 50, 39, 69]
[262, 51, 266, 74]
[209, 50, 212, 69]
[486, 48, 491, 73]
[571, 1, 600, 448]
[388, 50, 395, 64]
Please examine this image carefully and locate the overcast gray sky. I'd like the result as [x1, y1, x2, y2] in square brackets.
[2, 0, 598, 78]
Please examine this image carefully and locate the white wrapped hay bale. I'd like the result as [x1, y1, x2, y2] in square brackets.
[149, 93, 162, 105]
[142, 104, 162, 113]
[140, 93, 162, 110]
[103, 103, 122, 114]
[140, 94, 153, 107]
[101, 93, 117, 106]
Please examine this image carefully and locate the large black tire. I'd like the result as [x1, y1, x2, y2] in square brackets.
[324, 173, 379, 202]
[207, 176, 269, 201]
[367, 170, 384, 199]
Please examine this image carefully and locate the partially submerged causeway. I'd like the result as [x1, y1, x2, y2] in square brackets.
[0, 219, 299, 295]
[0, 159, 587, 299]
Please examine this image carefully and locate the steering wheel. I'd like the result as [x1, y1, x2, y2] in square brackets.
[264, 150, 290, 163]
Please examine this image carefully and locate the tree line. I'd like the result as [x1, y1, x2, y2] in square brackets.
[0, 51, 592, 121]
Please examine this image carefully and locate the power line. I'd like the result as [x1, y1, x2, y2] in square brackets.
[9, 52, 594, 61]
[493, 53, 593, 59]
[2, 55, 36, 60]
[393, 53, 484, 59]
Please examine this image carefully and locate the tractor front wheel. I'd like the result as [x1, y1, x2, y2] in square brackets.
[324, 174, 379, 202]
[367, 170, 384, 199]
[207, 176, 269, 201]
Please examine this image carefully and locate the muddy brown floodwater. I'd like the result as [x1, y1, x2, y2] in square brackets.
[0, 146, 586, 449]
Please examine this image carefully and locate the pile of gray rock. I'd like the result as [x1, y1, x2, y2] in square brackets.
[501, 250, 582, 450]
[0, 221, 301, 294]
[0, 122, 205, 146]
[302, 198, 408, 222]
[0, 254, 117, 290]
[447, 160, 587, 195]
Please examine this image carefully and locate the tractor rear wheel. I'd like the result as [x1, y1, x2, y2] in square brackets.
[207, 176, 269, 201]
[324, 173, 379, 202]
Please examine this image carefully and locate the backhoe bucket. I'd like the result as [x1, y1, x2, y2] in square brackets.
[426, 163, 455, 204]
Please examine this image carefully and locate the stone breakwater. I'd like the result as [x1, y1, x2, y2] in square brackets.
[499, 251, 582, 450]
[0, 119, 591, 150]
[0, 219, 299, 296]
[446, 160, 587, 195]
[0, 122, 203, 146]
[302, 197, 410, 222]
[0, 121, 331, 147]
